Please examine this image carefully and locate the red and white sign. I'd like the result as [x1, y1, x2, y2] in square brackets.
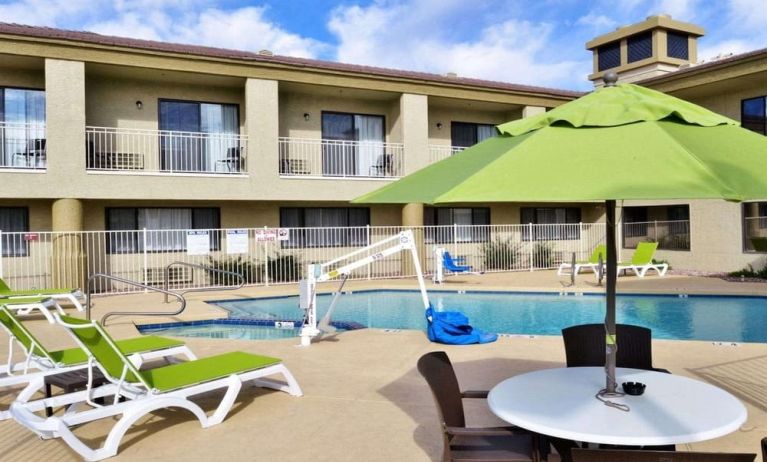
[24, 233, 39, 241]
[255, 229, 278, 242]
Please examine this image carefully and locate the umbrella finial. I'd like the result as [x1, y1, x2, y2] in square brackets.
[603, 71, 619, 87]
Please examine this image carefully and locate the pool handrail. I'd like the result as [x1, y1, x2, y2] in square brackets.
[85, 273, 186, 326]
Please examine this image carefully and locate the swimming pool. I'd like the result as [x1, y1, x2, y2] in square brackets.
[209, 290, 767, 343]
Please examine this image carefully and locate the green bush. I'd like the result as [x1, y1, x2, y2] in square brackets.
[728, 264, 767, 279]
[532, 242, 554, 268]
[266, 252, 303, 283]
[481, 238, 520, 270]
[207, 256, 261, 284]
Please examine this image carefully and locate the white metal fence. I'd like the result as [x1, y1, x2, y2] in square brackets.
[0, 122, 46, 169]
[278, 137, 404, 178]
[428, 145, 465, 164]
[622, 220, 690, 251]
[85, 126, 247, 174]
[0, 223, 609, 295]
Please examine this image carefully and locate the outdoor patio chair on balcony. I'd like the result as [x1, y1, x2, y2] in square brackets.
[417, 351, 547, 462]
[13, 138, 45, 167]
[216, 146, 244, 173]
[370, 153, 394, 177]
[562, 324, 670, 374]
[0, 301, 194, 420]
[10, 314, 303, 461]
[571, 448, 755, 461]
[0, 276, 86, 312]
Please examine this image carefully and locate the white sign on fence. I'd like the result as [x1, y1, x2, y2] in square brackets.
[277, 228, 290, 241]
[255, 229, 278, 242]
[186, 230, 210, 255]
[226, 229, 249, 254]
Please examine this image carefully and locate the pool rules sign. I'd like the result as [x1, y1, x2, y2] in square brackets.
[186, 230, 210, 255]
[226, 229, 249, 254]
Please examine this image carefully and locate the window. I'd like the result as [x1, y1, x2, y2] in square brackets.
[280, 207, 370, 248]
[105, 207, 220, 253]
[521, 207, 581, 240]
[0, 207, 29, 257]
[627, 32, 652, 63]
[742, 97, 767, 135]
[424, 207, 490, 243]
[450, 122, 496, 148]
[667, 32, 689, 60]
[623, 206, 649, 238]
[0, 87, 46, 168]
[158, 100, 240, 172]
[743, 202, 767, 252]
[321, 112, 385, 176]
[597, 42, 621, 71]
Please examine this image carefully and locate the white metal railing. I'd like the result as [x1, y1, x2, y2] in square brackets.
[744, 216, 767, 252]
[278, 137, 403, 178]
[622, 220, 690, 251]
[0, 223, 607, 295]
[428, 144, 465, 163]
[0, 122, 46, 169]
[85, 126, 247, 175]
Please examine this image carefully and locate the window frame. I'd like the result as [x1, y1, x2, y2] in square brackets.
[520, 206, 581, 241]
[450, 121, 496, 148]
[741, 96, 767, 135]
[320, 110, 386, 143]
[279, 207, 371, 249]
[0, 206, 30, 257]
[424, 207, 491, 244]
[743, 201, 767, 253]
[105, 207, 221, 254]
[157, 98, 241, 133]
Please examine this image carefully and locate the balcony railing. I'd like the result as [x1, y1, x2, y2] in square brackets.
[85, 126, 247, 175]
[278, 137, 403, 178]
[0, 122, 46, 170]
[428, 144, 465, 163]
[623, 220, 690, 251]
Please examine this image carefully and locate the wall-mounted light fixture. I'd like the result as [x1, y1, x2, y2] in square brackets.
[303, 112, 310, 121]
[135, 100, 143, 110]
[436, 122, 443, 130]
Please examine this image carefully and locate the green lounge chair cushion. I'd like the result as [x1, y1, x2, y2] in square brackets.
[139, 351, 281, 392]
[631, 242, 659, 266]
[49, 335, 186, 366]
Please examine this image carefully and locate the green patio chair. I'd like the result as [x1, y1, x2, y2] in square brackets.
[0, 300, 195, 420]
[0, 277, 85, 312]
[10, 314, 302, 461]
[557, 244, 606, 276]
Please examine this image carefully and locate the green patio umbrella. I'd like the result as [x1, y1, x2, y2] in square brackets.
[354, 73, 767, 400]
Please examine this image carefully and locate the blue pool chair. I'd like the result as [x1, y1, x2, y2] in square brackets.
[443, 251, 472, 273]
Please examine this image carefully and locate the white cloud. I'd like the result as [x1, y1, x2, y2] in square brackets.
[576, 13, 618, 30]
[649, 0, 699, 22]
[0, 0, 94, 26]
[329, 2, 589, 89]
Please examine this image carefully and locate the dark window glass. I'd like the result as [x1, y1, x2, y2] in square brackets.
[320, 112, 385, 176]
[106, 207, 220, 253]
[450, 122, 495, 148]
[667, 205, 690, 237]
[0, 207, 29, 257]
[597, 42, 621, 71]
[623, 207, 649, 238]
[521, 207, 581, 240]
[744, 202, 767, 252]
[279, 207, 371, 248]
[742, 97, 767, 135]
[424, 207, 491, 243]
[627, 32, 652, 63]
[667, 32, 689, 60]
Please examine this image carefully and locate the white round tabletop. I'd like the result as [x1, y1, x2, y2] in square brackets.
[487, 367, 747, 447]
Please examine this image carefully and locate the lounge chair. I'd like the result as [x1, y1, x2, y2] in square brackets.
[10, 314, 302, 461]
[417, 351, 546, 461]
[0, 277, 85, 312]
[0, 295, 64, 322]
[0, 303, 195, 420]
[556, 244, 606, 276]
[444, 251, 472, 273]
[596, 241, 668, 280]
[572, 448, 755, 461]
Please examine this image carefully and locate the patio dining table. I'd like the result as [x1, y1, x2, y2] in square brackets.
[488, 367, 747, 460]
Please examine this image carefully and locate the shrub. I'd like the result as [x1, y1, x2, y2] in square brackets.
[207, 256, 261, 284]
[266, 252, 303, 283]
[728, 264, 767, 279]
[532, 242, 554, 268]
[481, 238, 520, 270]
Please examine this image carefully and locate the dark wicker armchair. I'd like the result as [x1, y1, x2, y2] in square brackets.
[417, 351, 546, 462]
[562, 323, 670, 373]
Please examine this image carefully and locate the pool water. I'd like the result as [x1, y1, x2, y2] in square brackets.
[211, 290, 767, 343]
[140, 320, 300, 341]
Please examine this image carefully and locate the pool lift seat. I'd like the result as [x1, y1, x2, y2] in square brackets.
[298, 230, 431, 346]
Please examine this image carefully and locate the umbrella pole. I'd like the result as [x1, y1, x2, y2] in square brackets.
[605, 199, 618, 394]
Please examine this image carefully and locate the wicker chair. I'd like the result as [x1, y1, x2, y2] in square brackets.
[417, 351, 546, 462]
[571, 448, 755, 461]
[561, 323, 670, 373]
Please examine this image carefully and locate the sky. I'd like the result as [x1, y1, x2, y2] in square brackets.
[0, 0, 765, 91]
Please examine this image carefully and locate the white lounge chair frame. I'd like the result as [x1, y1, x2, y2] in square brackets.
[0, 306, 195, 420]
[10, 315, 302, 461]
[2, 289, 86, 312]
[556, 261, 603, 276]
[593, 261, 669, 279]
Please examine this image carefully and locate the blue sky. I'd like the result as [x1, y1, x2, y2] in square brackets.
[0, 0, 765, 90]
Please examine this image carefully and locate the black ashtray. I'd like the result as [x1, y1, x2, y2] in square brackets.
[622, 382, 646, 396]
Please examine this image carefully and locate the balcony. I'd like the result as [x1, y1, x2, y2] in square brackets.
[278, 137, 403, 179]
[85, 127, 247, 175]
[428, 145, 465, 164]
[0, 122, 46, 170]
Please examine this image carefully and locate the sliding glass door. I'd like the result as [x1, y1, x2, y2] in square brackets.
[159, 100, 239, 173]
[0, 88, 45, 167]
[321, 112, 384, 176]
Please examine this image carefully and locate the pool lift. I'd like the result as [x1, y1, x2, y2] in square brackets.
[298, 230, 430, 346]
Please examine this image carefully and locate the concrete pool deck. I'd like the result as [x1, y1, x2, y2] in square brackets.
[1, 270, 767, 461]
